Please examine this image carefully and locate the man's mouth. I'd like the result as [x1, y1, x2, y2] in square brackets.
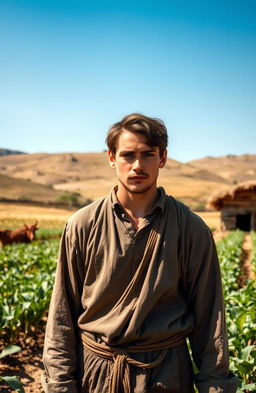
[129, 175, 148, 181]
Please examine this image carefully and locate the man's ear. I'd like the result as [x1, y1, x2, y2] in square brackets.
[108, 150, 116, 168]
[159, 149, 167, 168]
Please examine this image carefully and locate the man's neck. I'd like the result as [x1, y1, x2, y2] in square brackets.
[116, 187, 158, 219]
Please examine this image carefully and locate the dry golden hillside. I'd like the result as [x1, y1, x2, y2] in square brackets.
[0, 151, 255, 209]
[190, 154, 256, 183]
[0, 173, 66, 202]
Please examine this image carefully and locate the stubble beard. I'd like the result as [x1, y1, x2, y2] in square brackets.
[117, 176, 157, 195]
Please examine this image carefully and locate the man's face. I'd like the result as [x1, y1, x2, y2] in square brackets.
[108, 130, 167, 195]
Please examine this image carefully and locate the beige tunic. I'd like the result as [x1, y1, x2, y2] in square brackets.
[42, 187, 237, 393]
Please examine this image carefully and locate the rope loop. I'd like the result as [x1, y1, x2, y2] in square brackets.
[81, 334, 172, 393]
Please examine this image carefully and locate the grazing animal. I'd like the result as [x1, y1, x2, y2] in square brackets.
[0, 222, 39, 246]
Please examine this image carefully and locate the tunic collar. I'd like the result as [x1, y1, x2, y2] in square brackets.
[110, 186, 166, 219]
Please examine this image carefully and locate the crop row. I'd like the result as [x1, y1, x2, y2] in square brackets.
[0, 239, 59, 342]
[216, 231, 256, 392]
[216, 230, 244, 294]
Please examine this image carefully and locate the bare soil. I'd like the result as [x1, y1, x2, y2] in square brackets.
[0, 327, 45, 393]
[239, 233, 255, 287]
[212, 230, 229, 242]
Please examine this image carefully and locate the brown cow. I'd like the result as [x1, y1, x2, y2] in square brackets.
[0, 222, 39, 246]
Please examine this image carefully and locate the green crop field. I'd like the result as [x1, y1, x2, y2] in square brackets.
[0, 238, 59, 343]
[0, 230, 255, 392]
[216, 231, 256, 391]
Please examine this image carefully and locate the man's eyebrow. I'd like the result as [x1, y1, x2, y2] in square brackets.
[120, 148, 157, 153]
[140, 148, 157, 153]
[119, 150, 135, 154]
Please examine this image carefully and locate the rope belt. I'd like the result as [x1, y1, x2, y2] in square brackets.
[81, 333, 185, 393]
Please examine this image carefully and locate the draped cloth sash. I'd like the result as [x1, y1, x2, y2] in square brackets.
[81, 333, 185, 393]
[80, 215, 186, 392]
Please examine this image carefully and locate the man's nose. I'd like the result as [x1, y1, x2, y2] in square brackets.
[132, 158, 143, 170]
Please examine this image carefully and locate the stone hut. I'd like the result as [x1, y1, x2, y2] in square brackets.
[208, 181, 256, 231]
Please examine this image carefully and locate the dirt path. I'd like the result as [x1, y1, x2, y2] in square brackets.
[239, 233, 255, 287]
[212, 230, 229, 242]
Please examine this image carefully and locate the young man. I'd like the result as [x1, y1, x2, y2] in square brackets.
[42, 114, 237, 393]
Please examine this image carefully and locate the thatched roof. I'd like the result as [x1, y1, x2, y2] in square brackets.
[208, 181, 256, 210]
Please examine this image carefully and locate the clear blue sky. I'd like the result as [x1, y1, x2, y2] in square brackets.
[1, 0, 255, 162]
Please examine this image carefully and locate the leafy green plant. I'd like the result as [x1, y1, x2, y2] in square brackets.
[250, 231, 256, 274]
[217, 232, 256, 390]
[230, 345, 256, 392]
[0, 345, 25, 393]
[36, 227, 63, 240]
[216, 230, 244, 294]
[0, 239, 59, 342]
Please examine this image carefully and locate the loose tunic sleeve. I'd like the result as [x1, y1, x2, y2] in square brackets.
[41, 224, 85, 393]
[184, 212, 237, 393]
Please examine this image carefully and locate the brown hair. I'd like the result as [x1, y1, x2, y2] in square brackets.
[106, 113, 168, 156]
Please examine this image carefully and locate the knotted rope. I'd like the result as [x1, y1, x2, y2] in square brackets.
[81, 334, 168, 393]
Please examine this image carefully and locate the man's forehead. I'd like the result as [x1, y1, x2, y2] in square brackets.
[117, 141, 158, 153]
[116, 131, 158, 151]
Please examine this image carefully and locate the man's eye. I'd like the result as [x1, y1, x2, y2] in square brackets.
[144, 152, 154, 157]
[124, 153, 134, 157]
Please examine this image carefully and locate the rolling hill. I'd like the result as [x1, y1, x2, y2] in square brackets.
[189, 154, 256, 184]
[0, 150, 255, 209]
[0, 173, 72, 204]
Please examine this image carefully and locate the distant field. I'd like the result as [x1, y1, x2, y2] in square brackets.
[0, 202, 220, 230]
[0, 203, 74, 228]
[196, 211, 221, 230]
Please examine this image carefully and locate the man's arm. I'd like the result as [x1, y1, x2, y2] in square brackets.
[185, 212, 237, 393]
[41, 224, 84, 393]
